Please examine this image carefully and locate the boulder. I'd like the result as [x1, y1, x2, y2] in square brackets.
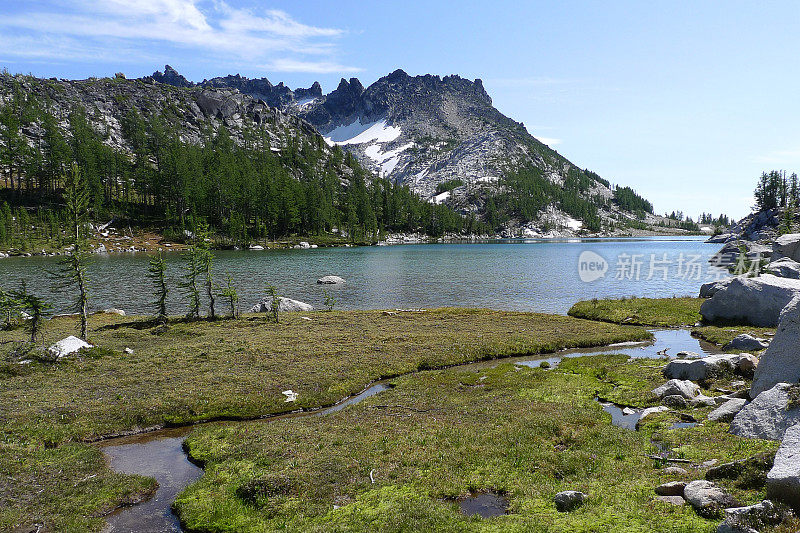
[653, 379, 701, 400]
[752, 295, 800, 397]
[730, 383, 800, 441]
[767, 423, 800, 509]
[699, 274, 800, 327]
[249, 245, 264, 250]
[554, 491, 586, 512]
[708, 399, 748, 423]
[317, 275, 346, 284]
[655, 481, 686, 496]
[47, 336, 93, 359]
[700, 278, 734, 298]
[636, 406, 669, 428]
[690, 394, 717, 407]
[663, 354, 756, 382]
[675, 350, 702, 359]
[716, 500, 781, 533]
[662, 395, 688, 408]
[723, 334, 769, 351]
[765, 257, 800, 279]
[250, 297, 314, 313]
[772, 233, 800, 262]
[683, 480, 739, 517]
[102, 308, 126, 316]
[663, 466, 688, 475]
[655, 495, 685, 506]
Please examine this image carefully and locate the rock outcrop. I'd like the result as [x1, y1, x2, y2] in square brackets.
[663, 354, 758, 382]
[752, 295, 800, 396]
[699, 275, 800, 327]
[708, 399, 748, 423]
[765, 257, 800, 279]
[730, 383, 800, 440]
[653, 379, 700, 400]
[723, 335, 769, 352]
[772, 233, 800, 262]
[767, 424, 800, 509]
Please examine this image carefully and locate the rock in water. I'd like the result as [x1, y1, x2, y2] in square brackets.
[48, 336, 93, 359]
[683, 480, 739, 517]
[765, 257, 800, 279]
[767, 424, 800, 509]
[699, 274, 800, 327]
[708, 399, 748, 422]
[317, 275, 346, 284]
[752, 295, 800, 397]
[250, 297, 314, 313]
[730, 383, 800, 441]
[554, 491, 586, 512]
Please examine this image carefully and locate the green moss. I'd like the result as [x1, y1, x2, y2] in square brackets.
[175, 359, 777, 532]
[568, 297, 704, 327]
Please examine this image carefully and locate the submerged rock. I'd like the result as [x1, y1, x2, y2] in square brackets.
[730, 383, 800, 441]
[767, 424, 800, 509]
[752, 295, 800, 397]
[554, 490, 586, 512]
[47, 336, 93, 360]
[699, 274, 800, 327]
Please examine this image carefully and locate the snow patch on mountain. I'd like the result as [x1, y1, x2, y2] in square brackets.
[324, 118, 402, 146]
[433, 191, 451, 204]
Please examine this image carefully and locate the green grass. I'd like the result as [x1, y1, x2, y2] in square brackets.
[568, 297, 704, 327]
[691, 326, 775, 350]
[0, 309, 650, 531]
[175, 357, 778, 532]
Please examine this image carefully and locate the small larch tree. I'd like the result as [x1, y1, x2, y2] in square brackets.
[147, 250, 169, 324]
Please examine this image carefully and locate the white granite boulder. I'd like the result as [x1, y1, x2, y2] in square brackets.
[724, 334, 769, 351]
[765, 257, 800, 279]
[684, 480, 739, 517]
[767, 424, 800, 508]
[708, 398, 748, 423]
[47, 336, 93, 359]
[730, 383, 800, 441]
[699, 274, 800, 327]
[653, 379, 700, 400]
[317, 275, 345, 284]
[250, 297, 314, 313]
[752, 295, 800, 397]
[772, 233, 800, 262]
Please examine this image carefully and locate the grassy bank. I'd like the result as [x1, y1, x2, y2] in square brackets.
[1, 309, 650, 531]
[568, 297, 704, 327]
[176, 355, 779, 532]
[568, 297, 777, 349]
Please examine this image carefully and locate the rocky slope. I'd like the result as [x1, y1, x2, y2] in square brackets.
[147, 66, 659, 234]
[0, 71, 334, 174]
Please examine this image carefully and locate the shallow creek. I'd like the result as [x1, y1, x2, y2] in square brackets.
[99, 328, 719, 528]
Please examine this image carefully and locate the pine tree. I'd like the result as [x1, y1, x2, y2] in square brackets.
[218, 274, 238, 318]
[180, 243, 202, 320]
[147, 250, 169, 323]
[55, 163, 91, 339]
[11, 282, 52, 343]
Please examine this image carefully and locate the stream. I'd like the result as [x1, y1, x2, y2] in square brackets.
[99, 328, 719, 529]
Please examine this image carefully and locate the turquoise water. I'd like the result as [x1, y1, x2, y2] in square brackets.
[0, 237, 725, 315]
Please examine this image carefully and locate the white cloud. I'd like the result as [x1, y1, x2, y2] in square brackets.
[0, 0, 358, 74]
[535, 136, 562, 147]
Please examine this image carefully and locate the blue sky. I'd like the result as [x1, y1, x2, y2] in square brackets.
[2, 1, 799, 220]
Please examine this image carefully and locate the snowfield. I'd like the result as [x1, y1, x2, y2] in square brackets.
[324, 118, 402, 146]
[433, 191, 451, 204]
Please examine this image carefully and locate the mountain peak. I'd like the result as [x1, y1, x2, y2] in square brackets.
[151, 65, 192, 88]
